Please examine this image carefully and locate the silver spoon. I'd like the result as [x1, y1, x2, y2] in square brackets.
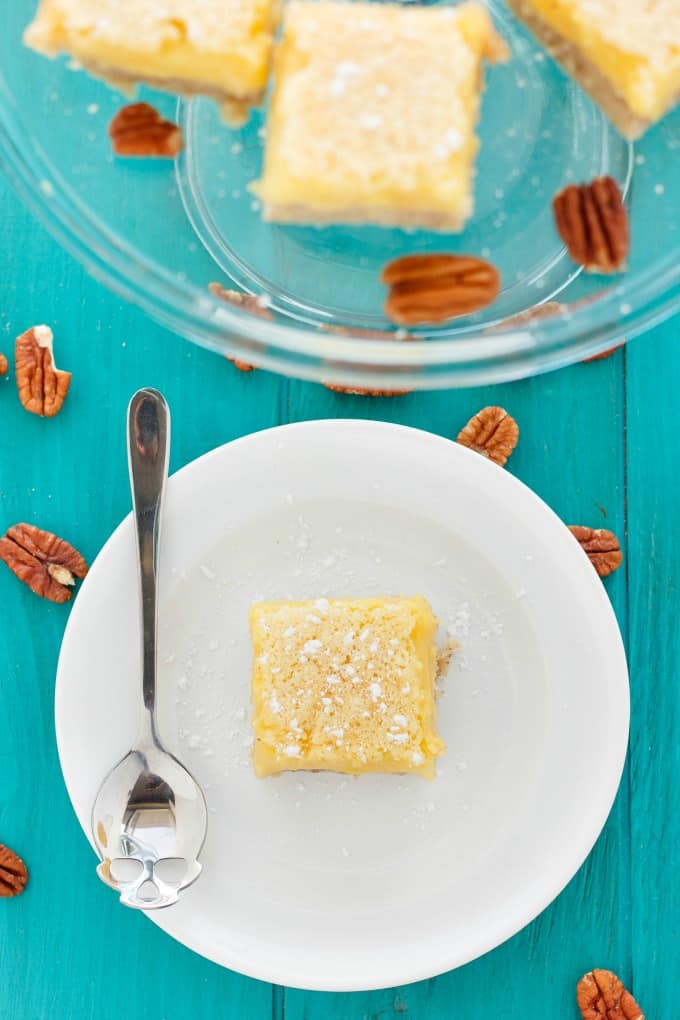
[92, 388, 207, 909]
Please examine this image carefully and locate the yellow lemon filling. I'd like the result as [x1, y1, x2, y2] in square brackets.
[25, 0, 280, 110]
[250, 596, 446, 779]
[523, 0, 680, 121]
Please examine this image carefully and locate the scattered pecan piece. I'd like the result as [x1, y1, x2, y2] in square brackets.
[321, 324, 413, 395]
[0, 523, 88, 603]
[15, 325, 71, 417]
[382, 254, 500, 325]
[109, 102, 184, 158]
[321, 325, 405, 341]
[323, 383, 410, 397]
[209, 283, 273, 321]
[583, 343, 624, 363]
[495, 302, 565, 329]
[210, 282, 274, 372]
[568, 526, 623, 577]
[0, 353, 8, 376]
[553, 176, 629, 274]
[456, 406, 519, 467]
[228, 359, 256, 373]
[0, 844, 29, 898]
[577, 969, 644, 1020]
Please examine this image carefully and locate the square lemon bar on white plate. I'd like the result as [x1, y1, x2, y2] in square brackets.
[253, 1, 508, 231]
[24, 0, 281, 123]
[250, 596, 446, 779]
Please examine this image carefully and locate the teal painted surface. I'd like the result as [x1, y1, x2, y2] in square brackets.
[0, 169, 676, 1019]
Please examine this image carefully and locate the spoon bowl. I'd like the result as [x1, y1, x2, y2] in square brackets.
[93, 745, 207, 908]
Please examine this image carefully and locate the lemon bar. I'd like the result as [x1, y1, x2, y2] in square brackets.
[250, 596, 446, 779]
[509, 0, 680, 139]
[252, 1, 508, 231]
[24, 0, 280, 124]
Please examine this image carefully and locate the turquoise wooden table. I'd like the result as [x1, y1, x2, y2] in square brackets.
[0, 170, 677, 1019]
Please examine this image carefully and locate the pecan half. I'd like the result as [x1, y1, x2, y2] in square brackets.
[456, 406, 519, 467]
[0, 523, 88, 603]
[0, 844, 29, 898]
[568, 526, 622, 577]
[15, 325, 71, 417]
[577, 969, 644, 1020]
[109, 102, 184, 158]
[382, 254, 500, 325]
[210, 282, 274, 371]
[553, 176, 629, 274]
[0, 353, 8, 376]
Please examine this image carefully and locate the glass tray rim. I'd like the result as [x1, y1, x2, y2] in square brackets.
[1, 73, 678, 388]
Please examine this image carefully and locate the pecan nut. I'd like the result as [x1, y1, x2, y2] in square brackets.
[568, 525, 622, 577]
[0, 523, 88, 603]
[15, 325, 71, 417]
[0, 844, 29, 898]
[109, 102, 184, 158]
[583, 343, 624, 363]
[228, 359, 256, 373]
[382, 254, 501, 325]
[495, 302, 565, 329]
[577, 969, 644, 1020]
[209, 283, 273, 321]
[210, 283, 274, 371]
[553, 176, 629, 274]
[321, 325, 406, 341]
[321, 324, 413, 395]
[323, 383, 410, 397]
[456, 406, 519, 467]
[0, 353, 8, 376]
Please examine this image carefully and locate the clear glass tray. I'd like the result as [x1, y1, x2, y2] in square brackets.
[2, 0, 678, 388]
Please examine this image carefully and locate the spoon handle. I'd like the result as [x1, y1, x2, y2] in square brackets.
[127, 388, 170, 744]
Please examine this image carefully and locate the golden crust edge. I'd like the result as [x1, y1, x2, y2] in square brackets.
[259, 201, 469, 233]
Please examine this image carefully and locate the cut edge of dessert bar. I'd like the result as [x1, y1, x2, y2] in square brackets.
[257, 202, 473, 232]
[250, 595, 448, 780]
[74, 66, 264, 127]
[507, 0, 679, 140]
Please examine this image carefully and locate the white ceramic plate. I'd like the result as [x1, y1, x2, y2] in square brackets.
[56, 421, 629, 991]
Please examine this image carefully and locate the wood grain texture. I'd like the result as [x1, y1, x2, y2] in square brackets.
[0, 169, 673, 1020]
[626, 321, 680, 1019]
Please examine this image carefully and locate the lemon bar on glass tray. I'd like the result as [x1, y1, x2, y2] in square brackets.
[253, 0, 508, 231]
[508, 0, 680, 139]
[25, 0, 280, 124]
